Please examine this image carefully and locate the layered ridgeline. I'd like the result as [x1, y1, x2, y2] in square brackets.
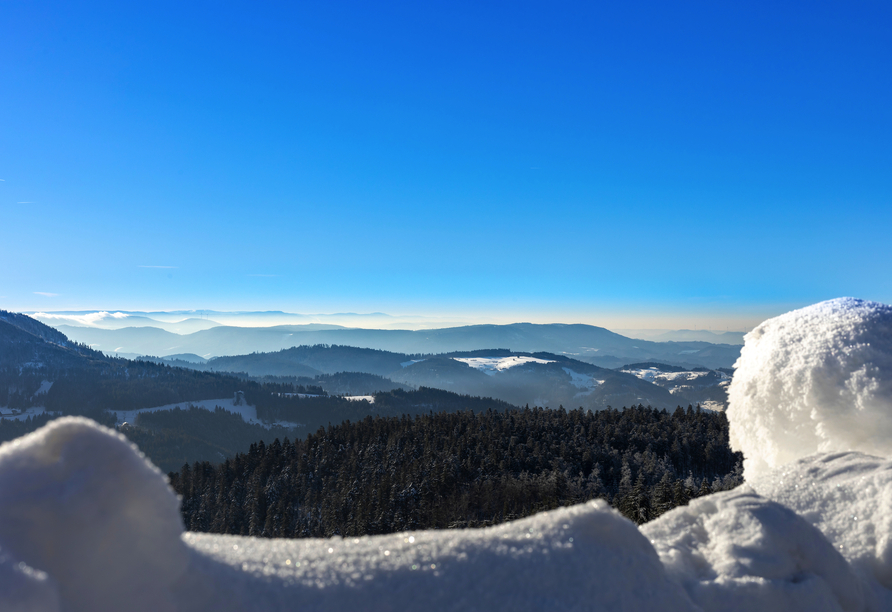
[45, 316, 743, 369]
[0, 312, 515, 471]
[2, 298, 892, 611]
[143, 345, 733, 411]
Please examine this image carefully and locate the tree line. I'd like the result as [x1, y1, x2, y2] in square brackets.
[170, 404, 743, 538]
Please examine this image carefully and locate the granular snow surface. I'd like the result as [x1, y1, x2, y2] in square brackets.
[3, 297, 892, 611]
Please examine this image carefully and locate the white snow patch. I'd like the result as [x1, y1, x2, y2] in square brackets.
[452, 356, 554, 375]
[561, 367, 598, 397]
[400, 359, 426, 368]
[0, 406, 50, 422]
[728, 297, 892, 480]
[624, 368, 726, 392]
[343, 395, 375, 403]
[698, 400, 725, 413]
[32, 380, 53, 397]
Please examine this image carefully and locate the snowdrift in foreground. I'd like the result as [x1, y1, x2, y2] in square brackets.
[1, 417, 891, 612]
[3, 297, 892, 611]
[728, 297, 892, 480]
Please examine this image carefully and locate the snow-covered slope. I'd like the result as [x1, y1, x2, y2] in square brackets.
[2, 297, 892, 611]
[452, 355, 554, 374]
[113, 397, 300, 429]
[620, 364, 731, 410]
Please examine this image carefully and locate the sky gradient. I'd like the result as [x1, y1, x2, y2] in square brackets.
[2, 1, 890, 330]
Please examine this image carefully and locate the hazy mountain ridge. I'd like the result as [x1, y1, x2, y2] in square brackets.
[143, 342, 713, 412]
[53, 321, 743, 369]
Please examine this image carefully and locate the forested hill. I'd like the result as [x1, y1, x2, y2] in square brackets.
[172, 404, 743, 538]
[0, 309, 106, 366]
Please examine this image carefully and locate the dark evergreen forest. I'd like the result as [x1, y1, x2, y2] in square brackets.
[171, 404, 743, 538]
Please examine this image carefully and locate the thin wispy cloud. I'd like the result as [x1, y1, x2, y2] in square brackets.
[139, 265, 178, 269]
[17, 201, 34, 204]
[33, 292, 59, 297]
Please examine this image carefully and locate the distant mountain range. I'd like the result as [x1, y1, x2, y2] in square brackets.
[614, 329, 747, 345]
[143, 344, 731, 411]
[28, 310, 473, 331]
[50, 321, 742, 370]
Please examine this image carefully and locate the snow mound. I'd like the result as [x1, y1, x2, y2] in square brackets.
[728, 298, 892, 480]
[0, 417, 188, 612]
[748, 452, 892, 606]
[183, 500, 693, 611]
[643, 488, 864, 612]
[0, 417, 696, 611]
[3, 416, 892, 610]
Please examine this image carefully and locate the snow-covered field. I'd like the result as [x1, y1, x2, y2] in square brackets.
[622, 366, 730, 385]
[0, 381, 55, 421]
[343, 395, 375, 403]
[452, 355, 554, 375]
[114, 397, 302, 430]
[2, 298, 892, 611]
[0, 405, 51, 422]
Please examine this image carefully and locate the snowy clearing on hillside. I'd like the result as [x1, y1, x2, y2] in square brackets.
[623, 367, 729, 385]
[344, 395, 375, 403]
[561, 367, 601, 397]
[33, 380, 53, 396]
[452, 356, 554, 375]
[113, 397, 301, 430]
[0, 406, 51, 421]
[698, 400, 725, 412]
[400, 359, 426, 368]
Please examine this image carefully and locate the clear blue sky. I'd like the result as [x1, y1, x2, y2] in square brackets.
[2, 1, 890, 330]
